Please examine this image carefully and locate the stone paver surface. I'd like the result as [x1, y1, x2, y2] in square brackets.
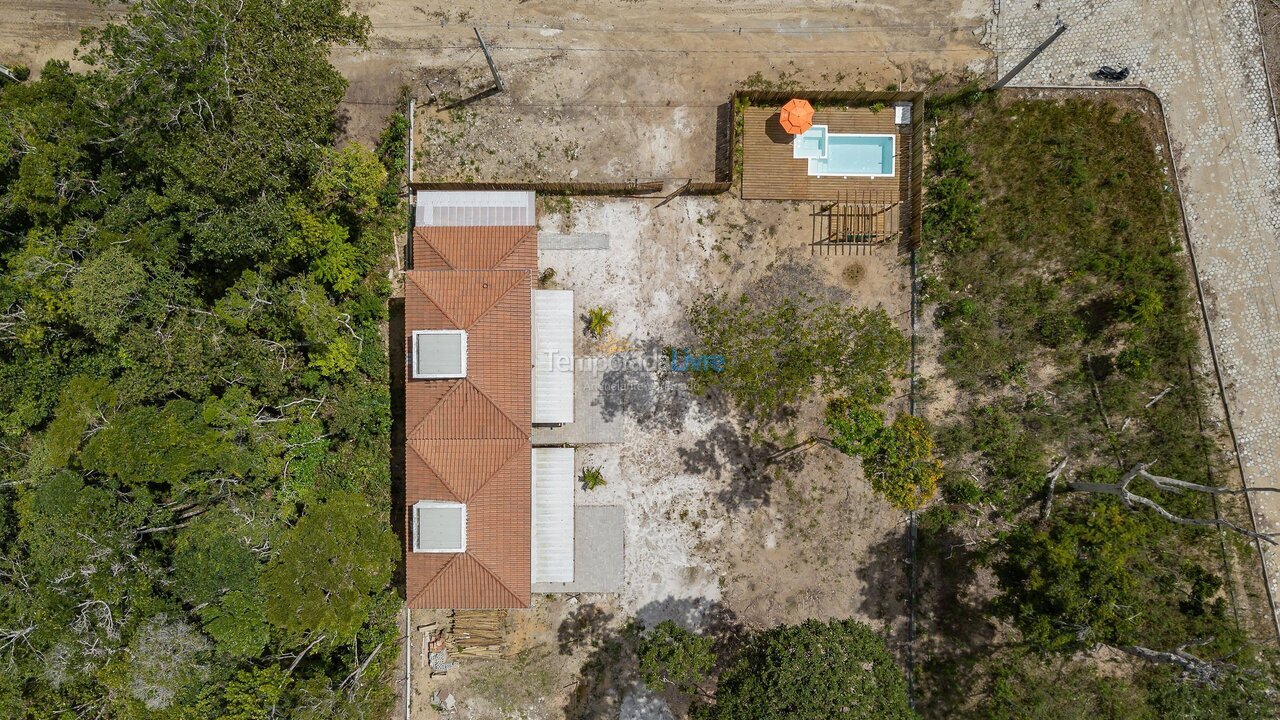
[996, 0, 1280, 636]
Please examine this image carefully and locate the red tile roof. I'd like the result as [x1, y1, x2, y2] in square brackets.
[404, 227, 537, 609]
[412, 226, 537, 272]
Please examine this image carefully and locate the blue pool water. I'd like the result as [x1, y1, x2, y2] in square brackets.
[808, 134, 895, 177]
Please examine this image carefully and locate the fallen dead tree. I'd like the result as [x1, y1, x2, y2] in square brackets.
[1114, 639, 1252, 687]
[1068, 461, 1280, 544]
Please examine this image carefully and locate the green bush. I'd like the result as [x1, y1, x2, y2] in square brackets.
[941, 474, 982, 505]
[580, 465, 606, 490]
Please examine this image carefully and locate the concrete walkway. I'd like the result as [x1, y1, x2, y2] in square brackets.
[995, 0, 1280, 637]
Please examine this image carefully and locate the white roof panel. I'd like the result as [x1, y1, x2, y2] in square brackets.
[531, 448, 575, 584]
[412, 330, 467, 379]
[533, 290, 574, 425]
[414, 190, 536, 227]
[413, 500, 466, 553]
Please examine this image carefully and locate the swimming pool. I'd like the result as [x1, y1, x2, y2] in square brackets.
[792, 125, 828, 160]
[810, 134, 895, 177]
[792, 126, 895, 178]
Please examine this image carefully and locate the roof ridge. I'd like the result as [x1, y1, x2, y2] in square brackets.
[464, 549, 527, 607]
[458, 276, 533, 435]
[406, 273, 467, 328]
[407, 433, 524, 503]
[453, 434, 524, 504]
[412, 228, 457, 271]
[489, 226, 536, 269]
[460, 270, 525, 331]
[461, 376, 529, 442]
[406, 552, 462, 607]
[406, 379, 464, 442]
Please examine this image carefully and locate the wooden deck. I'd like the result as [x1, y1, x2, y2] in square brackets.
[740, 106, 909, 203]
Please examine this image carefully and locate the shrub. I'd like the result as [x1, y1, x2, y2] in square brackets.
[843, 261, 866, 286]
[638, 621, 715, 695]
[580, 466, 606, 490]
[864, 414, 942, 511]
[825, 399, 885, 457]
[942, 474, 983, 505]
[586, 307, 613, 337]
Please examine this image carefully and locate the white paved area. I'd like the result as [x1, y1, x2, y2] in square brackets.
[996, 0, 1280, 637]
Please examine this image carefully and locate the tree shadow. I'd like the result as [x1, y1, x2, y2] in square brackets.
[558, 602, 615, 656]
[745, 260, 847, 307]
[677, 421, 809, 510]
[561, 596, 746, 720]
[389, 297, 407, 600]
[852, 530, 911, 649]
[597, 338, 703, 427]
[915, 522, 996, 648]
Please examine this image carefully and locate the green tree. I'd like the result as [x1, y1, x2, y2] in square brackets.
[687, 293, 907, 421]
[863, 414, 942, 511]
[638, 620, 716, 696]
[68, 247, 146, 341]
[825, 398, 885, 457]
[992, 504, 1145, 651]
[172, 514, 261, 607]
[80, 400, 241, 490]
[825, 402, 940, 511]
[0, 0, 403, 711]
[699, 619, 915, 720]
[260, 492, 398, 642]
[200, 590, 270, 658]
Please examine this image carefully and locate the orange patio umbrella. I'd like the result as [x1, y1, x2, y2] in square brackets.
[779, 98, 815, 134]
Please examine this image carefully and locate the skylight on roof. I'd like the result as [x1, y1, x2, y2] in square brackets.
[413, 500, 466, 553]
[412, 330, 467, 379]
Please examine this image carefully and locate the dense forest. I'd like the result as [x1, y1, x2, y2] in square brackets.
[0, 0, 406, 716]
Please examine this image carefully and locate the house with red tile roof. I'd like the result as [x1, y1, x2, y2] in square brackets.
[403, 191, 577, 609]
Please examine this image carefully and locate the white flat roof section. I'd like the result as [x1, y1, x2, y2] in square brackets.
[414, 190, 536, 227]
[533, 290, 575, 425]
[531, 448, 575, 584]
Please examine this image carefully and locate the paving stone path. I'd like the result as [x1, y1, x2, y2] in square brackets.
[995, 0, 1280, 637]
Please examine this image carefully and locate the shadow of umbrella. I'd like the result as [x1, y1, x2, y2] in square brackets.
[764, 112, 794, 144]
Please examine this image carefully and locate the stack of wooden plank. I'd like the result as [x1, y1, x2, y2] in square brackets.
[448, 610, 507, 659]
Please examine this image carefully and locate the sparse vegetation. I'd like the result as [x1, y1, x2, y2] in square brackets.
[581, 465, 607, 490]
[586, 306, 614, 338]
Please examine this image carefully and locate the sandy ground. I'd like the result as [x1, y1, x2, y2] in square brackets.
[5, 0, 992, 175]
[0, 1, 121, 75]
[2, 0, 994, 177]
[374, 0, 994, 181]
